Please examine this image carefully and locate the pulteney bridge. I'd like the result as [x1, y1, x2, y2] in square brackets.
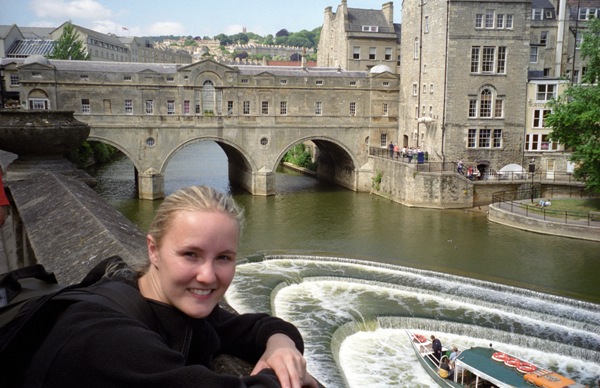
[13, 57, 399, 199]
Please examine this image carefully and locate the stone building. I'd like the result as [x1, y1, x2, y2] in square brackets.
[317, 1, 400, 73]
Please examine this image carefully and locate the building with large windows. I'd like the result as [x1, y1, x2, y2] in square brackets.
[317, 1, 400, 73]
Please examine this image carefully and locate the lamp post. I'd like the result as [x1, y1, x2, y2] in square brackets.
[529, 158, 536, 203]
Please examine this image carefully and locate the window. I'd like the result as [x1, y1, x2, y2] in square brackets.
[425, 16, 429, 33]
[578, 8, 599, 20]
[533, 9, 543, 20]
[362, 25, 378, 32]
[280, 79, 287, 85]
[575, 31, 583, 48]
[482, 47, 495, 73]
[479, 129, 491, 148]
[536, 84, 556, 101]
[167, 100, 175, 115]
[526, 134, 560, 151]
[530, 47, 538, 63]
[469, 99, 477, 118]
[262, 101, 269, 115]
[243, 101, 250, 115]
[227, 101, 234, 115]
[202, 80, 215, 114]
[533, 109, 551, 128]
[468, 128, 502, 148]
[485, 10, 494, 28]
[540, 31, 548, 46]
[145, 100, 154, 114]
[380, 134, 387, 147]
[383, 81, 390, 87]
[124, 75, 132, 81]
[184, 100, 190, 115]
[475, 13, 483, 28]
[32, 72, 41, 78]
[385, 48, 392, 61]
[350, 102, 356, 116]
[493, 129, 502, 148]
[316, 80, 323, 85]
[506, 15, 513, 29]
[81, 99, 90, 114]
[280, 101, 287, 115]
[368, 47, 376, 60]
[430, 83, 434, 93]
[353, 46, 360, 60]
[382, 103, 388, 116]
[166, 77, 174, 82]
[350, 81, 357, 86]
[471, 46, 507, 74]
[468, 129, 477, 148]
[80, 75, 89, 81]
[423, 84, 427, 93]
[412, 83, 418, 96]
[497, 14, 505, 29]
[10, 74, 19, 86]
[471, 47, 480, 73]
[497, 47, 506, 74]
[125, 99, 133, 114]
[241, 79, 249, 84]
[414, 37, 419, 59]
[315, 101, 322, 115]
[480, 89, 492, 117]
[429, 106, 433, 117]
[494, 99, 504, 118]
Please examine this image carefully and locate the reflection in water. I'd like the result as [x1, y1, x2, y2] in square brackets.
[88, 141, 600, 387]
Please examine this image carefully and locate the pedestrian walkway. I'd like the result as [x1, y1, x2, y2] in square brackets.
[488, 199, 600, 242]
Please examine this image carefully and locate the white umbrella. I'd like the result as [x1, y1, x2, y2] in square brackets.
[498, 163, 526, 179]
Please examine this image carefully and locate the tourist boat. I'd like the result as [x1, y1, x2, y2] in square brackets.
[406, 330, 586, 388]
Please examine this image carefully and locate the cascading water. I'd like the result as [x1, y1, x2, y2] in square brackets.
[226, 255, 600, 388]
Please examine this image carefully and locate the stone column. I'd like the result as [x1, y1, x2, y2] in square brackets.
[137, 168, 165, 200]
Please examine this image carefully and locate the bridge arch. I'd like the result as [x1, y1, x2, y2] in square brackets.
[275, 136, 362, 191]
[161, 136, 257, 176]
[87, 135, 143, 173]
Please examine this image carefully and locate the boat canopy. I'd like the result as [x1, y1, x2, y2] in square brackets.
[454, 347, 531, 388]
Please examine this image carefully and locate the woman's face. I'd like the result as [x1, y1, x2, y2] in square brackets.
[145, 210, 239, 318]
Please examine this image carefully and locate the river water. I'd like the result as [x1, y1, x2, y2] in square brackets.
[88, 141, 600, 387]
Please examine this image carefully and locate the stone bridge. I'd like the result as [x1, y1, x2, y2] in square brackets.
[11, 57, 400, 199]
[80, 113, 374, 199]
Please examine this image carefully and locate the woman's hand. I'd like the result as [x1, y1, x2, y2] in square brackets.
[251, 334, 318, 388]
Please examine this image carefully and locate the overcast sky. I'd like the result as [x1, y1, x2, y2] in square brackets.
[1, 0, 402, 37]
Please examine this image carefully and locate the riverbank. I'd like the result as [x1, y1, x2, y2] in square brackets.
[488, 199, 600, 242]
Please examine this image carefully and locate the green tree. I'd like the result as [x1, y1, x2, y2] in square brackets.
[547, 18, 600, 192]
[48, 21, 90, 60]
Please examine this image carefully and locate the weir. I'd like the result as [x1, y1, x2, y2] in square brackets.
[228, 255, 600, 387]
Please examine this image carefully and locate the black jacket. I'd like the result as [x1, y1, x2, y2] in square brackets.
[21, 278, 304, 387]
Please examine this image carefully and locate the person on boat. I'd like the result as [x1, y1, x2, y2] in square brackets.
[438, 358, 453, 380]
[449, 346, 459, 366]
[430, 335, 442, 362]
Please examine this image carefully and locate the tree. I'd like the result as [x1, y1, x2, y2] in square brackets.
[547, 18, 600, 192]
[48, 21, 90, 60]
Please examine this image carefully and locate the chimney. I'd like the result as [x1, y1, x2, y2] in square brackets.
[382, 2, 393, 24]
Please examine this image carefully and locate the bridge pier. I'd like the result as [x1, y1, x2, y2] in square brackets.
[138, 169, 165, 200]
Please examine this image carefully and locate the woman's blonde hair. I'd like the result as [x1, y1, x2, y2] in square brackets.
[148, 185, 244, 248]
[106, 186, 244, 279]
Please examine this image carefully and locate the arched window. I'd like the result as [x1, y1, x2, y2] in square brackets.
[202, 80, 215, 114]
[479, 89, 492, 117]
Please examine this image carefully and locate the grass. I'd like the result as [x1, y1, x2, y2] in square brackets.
[522, 198, 600, 220]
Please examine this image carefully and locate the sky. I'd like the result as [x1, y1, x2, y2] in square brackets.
[1, 0, 402, 38]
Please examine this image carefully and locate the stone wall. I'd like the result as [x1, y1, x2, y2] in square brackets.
[370, 157, 473, 208]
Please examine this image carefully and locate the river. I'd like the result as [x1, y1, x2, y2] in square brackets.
[87, 141, 600, 387]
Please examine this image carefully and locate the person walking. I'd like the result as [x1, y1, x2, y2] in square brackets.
[457, 160, 463, 175]
[388, 142, 394, 158]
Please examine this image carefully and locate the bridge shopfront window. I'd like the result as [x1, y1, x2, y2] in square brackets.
[202, 80, 215, 114]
